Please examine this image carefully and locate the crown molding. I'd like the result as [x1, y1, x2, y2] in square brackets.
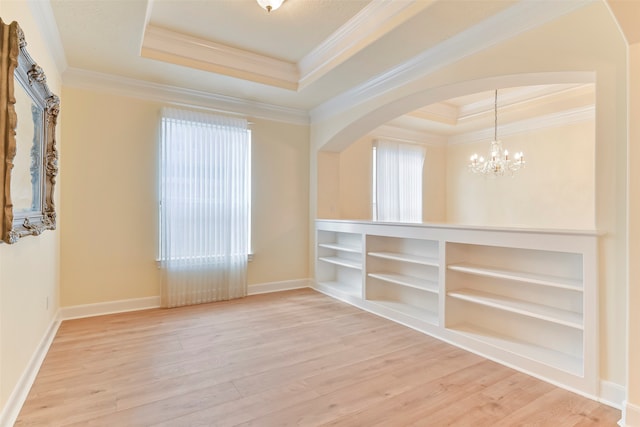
[310, 0, 595, 123]
[26, 0, 68, 75]
[141, 25, 299, 91]
[370, 124, 447, 147]
[408, 102, 459, 125]
[456, 83, 592, 120]
[297, 0, 434, 90]
[448, 105, 595, 145]
[63, 67, 309, 125]
[140, 1, 429, 93]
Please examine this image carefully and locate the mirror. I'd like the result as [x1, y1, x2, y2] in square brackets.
[0, 19, 59, 244]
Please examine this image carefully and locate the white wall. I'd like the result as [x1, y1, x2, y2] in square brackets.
[0, 0, 61, 414]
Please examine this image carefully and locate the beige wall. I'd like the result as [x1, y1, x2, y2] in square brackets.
[317, 151, 339, 219]
[247, 117, 310, 286]
[446, 121, 595, 229]
[0, 0, 62, 411]
[318, 136, 446, 223]
[423, 144, 446, 223]
[311, 2, 627, 387]
[339, 136, 372, 220]
[627, 41, 640, 417]
[60, 87, 310, 307]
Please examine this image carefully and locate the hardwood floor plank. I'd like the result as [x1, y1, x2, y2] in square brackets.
[15, 289, 620, 426]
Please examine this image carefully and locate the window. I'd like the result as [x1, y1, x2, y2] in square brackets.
[159, 108, 251, 262]
[373, 139, 425, 223]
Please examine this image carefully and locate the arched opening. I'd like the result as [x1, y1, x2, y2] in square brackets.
[317, 74, 595, 230]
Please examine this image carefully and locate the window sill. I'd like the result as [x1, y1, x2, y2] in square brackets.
[156, 253, 254, 268]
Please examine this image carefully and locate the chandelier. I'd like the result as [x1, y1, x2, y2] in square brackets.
[469, 90, 525, 176]
[256, 0, 285, 12]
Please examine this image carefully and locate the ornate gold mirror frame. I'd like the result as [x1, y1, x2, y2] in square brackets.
[1, 19, 59, 244]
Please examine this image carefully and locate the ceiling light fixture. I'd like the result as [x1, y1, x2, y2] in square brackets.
[469, 89, 525, 176]
[256, 0, 285, 13]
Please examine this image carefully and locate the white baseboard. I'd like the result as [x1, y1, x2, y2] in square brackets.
[621, 401, 640, 427]
[0, 316, 60, 427]
[58, 280, 312, 320]
[58, 296, 161, 320]
[600, 380, 626, 409]
[248, 278, 311, 295]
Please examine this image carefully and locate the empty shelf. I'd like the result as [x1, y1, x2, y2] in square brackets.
[316, 281, 361, 298]
[318, 256, 362, 270]
[447, 289, 583, 330]
[368, 273, 438, 294]
[450, 323, 582, 376]
[447, 263, 582, 291]
[318, 242, 361, 253]
[368, 251, 439, 267]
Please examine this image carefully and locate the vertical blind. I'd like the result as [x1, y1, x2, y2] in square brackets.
[159, 107, 250, 308]
[375, 139, 425, 223]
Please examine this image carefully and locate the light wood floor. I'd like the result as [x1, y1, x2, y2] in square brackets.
[16, 289, 619, 426]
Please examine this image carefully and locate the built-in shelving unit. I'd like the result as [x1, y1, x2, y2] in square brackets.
[366, 235, 440, 326]
[316, 228, 364, 299]
[314, 220, 598, 397]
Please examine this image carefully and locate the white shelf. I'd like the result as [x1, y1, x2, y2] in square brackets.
[368, 300, 438, 325]
[318, 256, 362, 270]
[447, 289, 583, 330]
[447, 263, 582, 292]
[367, 251, 439, 267]
[368, 273, 438, 294]
[319, 242, 361, 253]
[316, 281, 361, 298]
[450, 323, 582, 376]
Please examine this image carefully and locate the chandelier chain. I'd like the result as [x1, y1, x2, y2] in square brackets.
[494, 90, 498, 141]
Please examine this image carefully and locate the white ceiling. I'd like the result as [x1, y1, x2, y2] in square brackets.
[46, 0, 594, 137]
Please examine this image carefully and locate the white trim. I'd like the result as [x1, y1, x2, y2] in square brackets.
[62, 67, 309, 125]
[408, 102, 459, 126]
[26, 0, 68, 74]
[58, 281, 311, 320]
[448, 105, 595, 145]
[623, 401, 640, 427]
[141, 25, 299, 91]
[0, 316, 61, 427]
[456, 84, 590, 119]
[248, 279, 311, 295]
[298, 0, 433, 90]
[599, 380, 626, 409]
[369, 124, 447, 147]
[310, 0, 594, 123]
[58, 296, 161, 321]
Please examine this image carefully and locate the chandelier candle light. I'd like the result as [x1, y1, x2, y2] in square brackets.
[469, 90, 525, 176]
[257, 0, 285, 12]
